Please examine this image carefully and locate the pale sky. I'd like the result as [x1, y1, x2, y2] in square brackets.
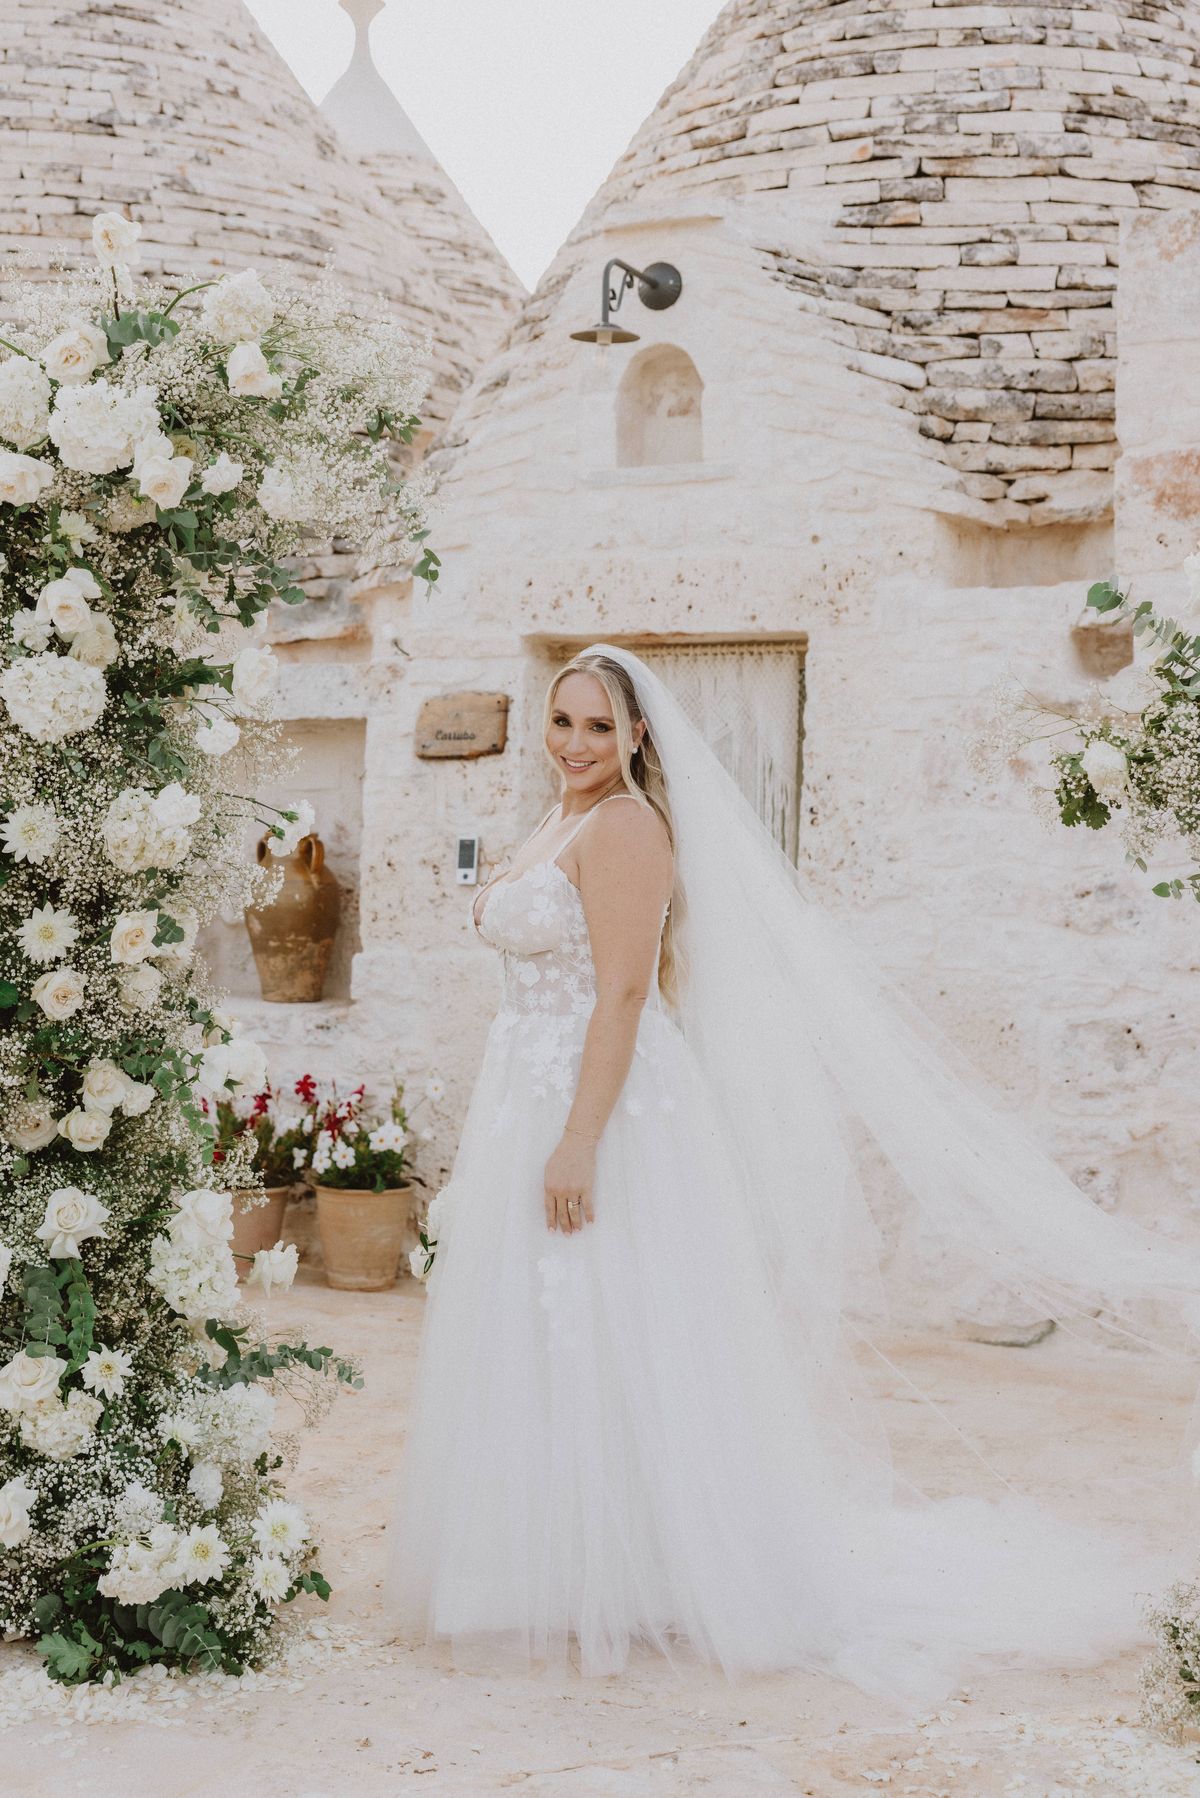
[242, 0, 724, 290]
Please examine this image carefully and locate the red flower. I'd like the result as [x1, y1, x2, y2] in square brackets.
[295, 1073, 317, 1102]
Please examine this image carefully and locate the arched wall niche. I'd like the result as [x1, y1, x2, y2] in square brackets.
[616, 344, 703, 467]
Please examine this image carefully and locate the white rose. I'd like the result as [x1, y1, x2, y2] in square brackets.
[187, 1461, 224, 1508]
[1081, 737, 1130, 802]
[247, 1241, 298, 1299]
[0, 357, 52, 450]
[256, 463, 304, 522]
[109, 909, 159, 965]
[69, 612, 119, 668]
[0, 653, 106, 742]
[0, 1476, 36, 1549]
[231, 645, 277, 714]
[198, 451, 243, 495]
[36, 1185, 110, 1258]
[31, 965, 85, 1020]
[41, 322, 110, 387]
[102, 788, 156, 873]
[201, 270, 275, 344]
[226, 341, 282, 400]
[81, 1059, 132, 1115]
[3, 1097, 58, 1151]
[120, 1078, 156, 1117]
[173, 1187, 234, 1247]
[135, 451, 192, 511]
[117, 963, 163, 1012]
[0, 448, 54, 506]
[91, 210, 141, 267]
[155, 905, 198, 968]
[0, 1350, 67, 1415]
[35, 574, 93, 640]
[57, 1107, 112, 1153]
[195, 714, 240, 756]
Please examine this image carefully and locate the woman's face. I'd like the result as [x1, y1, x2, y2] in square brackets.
[547, 670, 645, 798]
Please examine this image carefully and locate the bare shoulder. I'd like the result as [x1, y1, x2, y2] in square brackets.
[581, 794, 672, 874]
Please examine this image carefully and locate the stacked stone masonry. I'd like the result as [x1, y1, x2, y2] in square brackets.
[0, 0, 520, 434]
[563, 0, 1200, 523]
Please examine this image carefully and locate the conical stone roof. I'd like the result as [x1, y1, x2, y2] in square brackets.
[0, 0, 519, 433]
[488, 0, 1200, 523]
[320, 0, 522, 433]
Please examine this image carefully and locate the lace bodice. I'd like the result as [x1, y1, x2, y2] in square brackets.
[471, 796, 669, 1022]
[474, 857, 610, 1018]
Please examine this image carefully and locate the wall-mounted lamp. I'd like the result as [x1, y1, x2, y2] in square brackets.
[570, 258, 683, 345]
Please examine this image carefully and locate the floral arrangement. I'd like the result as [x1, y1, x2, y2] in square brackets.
[286, 1071, 442, 1195]
[206, 1086, 305, 1191]
[975, 562, 1200, 904]
[0, 212, 429, 1685]
[408, 1185, 452, 1285]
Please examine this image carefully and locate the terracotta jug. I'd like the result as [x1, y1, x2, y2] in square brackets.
[245, 832, 341, 1002]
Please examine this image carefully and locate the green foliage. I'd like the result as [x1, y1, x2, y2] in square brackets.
[201, 1318, 363, 1393]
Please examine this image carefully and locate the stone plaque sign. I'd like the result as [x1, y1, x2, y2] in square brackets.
[415, 691, 509, 759]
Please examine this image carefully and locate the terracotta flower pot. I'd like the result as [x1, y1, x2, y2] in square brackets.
[232, 1185, 292, 1277]
[313, 1182, 415, 1291]
[245, 832, 341, 1002]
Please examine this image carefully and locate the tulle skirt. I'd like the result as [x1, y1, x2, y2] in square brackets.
[383, 1000, 1176, 1710]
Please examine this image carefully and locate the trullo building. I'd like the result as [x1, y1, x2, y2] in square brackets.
[372, 0, 1200, 1320]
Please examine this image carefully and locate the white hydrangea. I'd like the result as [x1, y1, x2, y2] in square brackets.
[98, 1524, 183, 1606]
[200, 270, 275, 344]
[0, 651, 106, 742]
[147, 1193, 239, 1321]
[160, 1381, 275, 1468]
[102, 784, 198, 873]
[198, 451, 243, 496]
[11, 608, 52, 652]
[48, 377, 161, 475]
[19, 1390, 102, 1461]
[187, 1461, 224, 1509]
[110, 1481, 164, 1539]
[256, 462, 304, 521]
[196, 1035, 268, 1101]
[0, 355, 52, 450]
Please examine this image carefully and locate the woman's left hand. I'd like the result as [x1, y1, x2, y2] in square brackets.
[543, 1134, 596, 1234]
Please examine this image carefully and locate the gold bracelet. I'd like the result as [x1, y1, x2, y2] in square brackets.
[563, 1123, 599, 1143]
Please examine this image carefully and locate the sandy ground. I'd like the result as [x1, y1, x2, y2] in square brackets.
[5, 1270, 1200, 1798]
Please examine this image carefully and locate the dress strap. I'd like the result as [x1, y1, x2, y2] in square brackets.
[556, 791, 641, 855]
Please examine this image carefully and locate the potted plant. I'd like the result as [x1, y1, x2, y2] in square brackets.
[208, 1086, 305, 1277]
[290, 1074, 438, 1291]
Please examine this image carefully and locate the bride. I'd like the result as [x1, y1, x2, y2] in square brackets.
[384, 642, 1199, 1707]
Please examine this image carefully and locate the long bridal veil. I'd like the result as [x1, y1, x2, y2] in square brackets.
[588, 642, 1200, 1505]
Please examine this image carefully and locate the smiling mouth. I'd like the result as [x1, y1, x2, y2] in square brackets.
[561, 757, 595, 770]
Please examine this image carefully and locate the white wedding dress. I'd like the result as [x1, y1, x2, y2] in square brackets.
[383, 789, 1181, 1708]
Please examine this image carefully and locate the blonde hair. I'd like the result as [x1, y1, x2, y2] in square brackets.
[543, 652, 680, 1006]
